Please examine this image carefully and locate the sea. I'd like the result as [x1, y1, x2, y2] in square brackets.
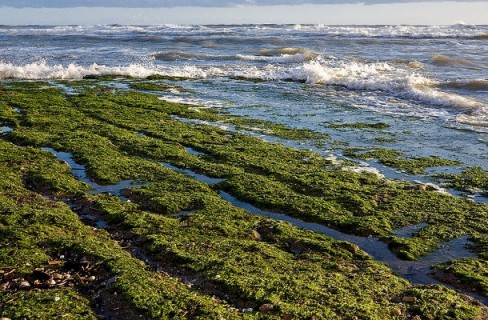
[1, 24, 487, 178]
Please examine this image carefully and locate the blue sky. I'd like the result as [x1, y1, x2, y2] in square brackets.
[0, 1, 487, 25]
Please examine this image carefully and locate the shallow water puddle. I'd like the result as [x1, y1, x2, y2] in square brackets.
[393, 222, 430, 238]
[1, 126, 13, 135]
[42, 147, 144, 198]
[184, 146, 206, 156]
[161, 162, 225, 184]
[48, 81, 78, 95]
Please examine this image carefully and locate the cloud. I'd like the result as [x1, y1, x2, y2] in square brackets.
[0, 0, 481, 8]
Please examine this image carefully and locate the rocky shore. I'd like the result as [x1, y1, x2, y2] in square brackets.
[0, 79, 486, 319]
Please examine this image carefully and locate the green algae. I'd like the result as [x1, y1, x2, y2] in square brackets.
[0, 141, 241, 319]
[433, 235, 488, 297]
[345, 147, 461, 174]
[0, 289, 97, 320]
[1, 80, 487, 317]
[435, 167, 488, 195]
[129, 81, 189, 93]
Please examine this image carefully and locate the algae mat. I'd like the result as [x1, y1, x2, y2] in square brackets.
[0, 80, 487, 319]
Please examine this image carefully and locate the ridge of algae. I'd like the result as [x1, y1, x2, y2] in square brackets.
[344, 147, 461, 175]
[0, 80, 486, 318]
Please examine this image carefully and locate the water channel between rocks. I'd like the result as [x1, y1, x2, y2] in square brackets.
[42, 147, 487, 304]
[1, 126, 13, 135]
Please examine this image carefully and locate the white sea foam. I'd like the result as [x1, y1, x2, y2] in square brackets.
[280, 60, 485, 112]
[344, 166, 385, 178]
[0, 61, 157, 79]
[2, 24, 487, 39]
[158, 96, 230, 108]
[1, 59, 485, 121]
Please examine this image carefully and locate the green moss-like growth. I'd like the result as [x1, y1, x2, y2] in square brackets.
[0, 289, 97, 320]
[433, 235, 488, 297]
[345, 147, 461, 174]
[399, 285, 487, 320]
[129, 81, 189, 93]
[1, 80, 487, 317]
[435, 166, 488, 194]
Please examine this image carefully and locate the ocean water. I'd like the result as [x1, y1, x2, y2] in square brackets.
[1, 24, 487, 173]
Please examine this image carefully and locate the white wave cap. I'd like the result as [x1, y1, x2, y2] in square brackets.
[1, 58, 485, 121]
[0, 61, 158, 79]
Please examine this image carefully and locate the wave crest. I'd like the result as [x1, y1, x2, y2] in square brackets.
[431, 54, 482, 69]
[1, 60, 485, 118]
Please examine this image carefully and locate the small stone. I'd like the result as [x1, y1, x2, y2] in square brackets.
[1, 317, 12, 320]
[251, 230, 261, 240]
[52, 273, 64, 280]
[53, 296, 61, 302]
[33, 280, 41, 286]
[214, 274, 221, 279]
[391, 308, 402, 316]
[402, 296, 417, 303]
[258, 304, 274, 312]
[47, 279, 57, 286]
[74, 273, 84, 285]
[412, 316, 422, 320]
[19, 281, 31, 289]
[86, 276, 96, 282]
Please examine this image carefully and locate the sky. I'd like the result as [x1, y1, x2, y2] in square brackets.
[0, 1, 487, 25]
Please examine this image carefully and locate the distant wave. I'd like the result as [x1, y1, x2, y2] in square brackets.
[439, 79, 488, 91]
[431, 54, 483, 70]
[153, 48, 319, 63]
[1, 24, 488, 39]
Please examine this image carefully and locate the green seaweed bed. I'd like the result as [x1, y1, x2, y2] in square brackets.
[0, 79, 486, 319]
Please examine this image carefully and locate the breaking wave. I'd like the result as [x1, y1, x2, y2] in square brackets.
[0, 61, 158, 79]
[1, 59, 485, 119]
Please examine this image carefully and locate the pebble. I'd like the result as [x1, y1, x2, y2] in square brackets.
[52, 273, 64, 280]
[391, 308, 402, 316]
[402, 296, 417, 303]
[53, 296, 61, 302]
[258, 304, 274, 312]
[47, 279, 57, 286]
[251, 230, 261, 240]
[1, 317, 12, 320]
[86, 276, 96, 282]
[19, 281, 31, 289]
